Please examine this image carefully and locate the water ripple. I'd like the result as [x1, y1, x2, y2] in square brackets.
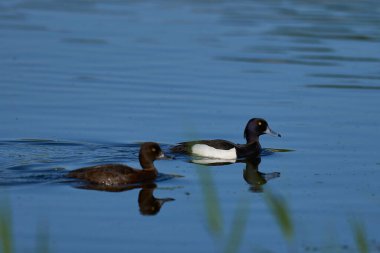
[310, 73, 380, 80]
[307, 84, 380, 90]
[299, 55, 380, 63]
[0, 140, 183, 186]
[270, 26, 380, 42]
[217, 56, 336, 66]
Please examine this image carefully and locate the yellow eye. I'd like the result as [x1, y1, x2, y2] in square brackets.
[258, 121, 262, 126]
[152, 148, 156, 152]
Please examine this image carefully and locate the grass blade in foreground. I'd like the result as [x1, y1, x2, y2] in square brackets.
[223, 197, 250, 253]
[351, 220, 369, 253]
[0, 199, 13, 253]
[264, 190, 294, 241]
[196, 165, 223, 236]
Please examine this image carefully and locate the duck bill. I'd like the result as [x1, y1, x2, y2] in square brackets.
[158, 197, 175, 205]
[264, 126, 281, 137]
[158, 152, 174, 160]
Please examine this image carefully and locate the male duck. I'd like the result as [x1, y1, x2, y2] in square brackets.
[171, 118, 281, 159]
[67, 142, 168, 186]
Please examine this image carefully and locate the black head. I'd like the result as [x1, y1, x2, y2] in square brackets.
[244, 118, 281, 143]
[139, 142, 165, 162]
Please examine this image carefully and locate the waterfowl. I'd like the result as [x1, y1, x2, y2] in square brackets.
[67, 142, 167, 186]
[171, 118, 281, 159]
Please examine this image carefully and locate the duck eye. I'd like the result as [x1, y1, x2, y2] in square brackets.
[152, 148, 156, 152]
[258, 121, 262, 126]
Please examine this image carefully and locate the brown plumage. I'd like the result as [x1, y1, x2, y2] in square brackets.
[67, 142, 166, 186]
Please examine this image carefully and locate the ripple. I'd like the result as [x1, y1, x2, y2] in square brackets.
[299, 55, 380, 63]
[310, 73, 380, 80]
[288, 46, 335, 53]
[0, 13, 27, 21]
[62, 38, 108, 45]
[0, 167, 67, 186]
[0, 23, 47, 31]
[271, 26, 380, 42]
[307, 84, 380, 90]
[0, 139, 146, 187]
[217, 56, 336, 66]
[13, 0, 136, 15]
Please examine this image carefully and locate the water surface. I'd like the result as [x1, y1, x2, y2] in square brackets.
[1, 0, 380, 252]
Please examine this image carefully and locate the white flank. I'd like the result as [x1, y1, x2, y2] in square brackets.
[191, 144, 237, 159]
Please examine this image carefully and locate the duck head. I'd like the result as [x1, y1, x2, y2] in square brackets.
[139, 142, 169, 169]
[244, 118, 281, 143]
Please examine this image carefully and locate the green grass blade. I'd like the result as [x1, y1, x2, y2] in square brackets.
[0, 200, 13, 253]
[223, 197, 250, 253]
[196, 165, 223, 237]
[351, 221, 368, 253]
[264, 191, 293, 241]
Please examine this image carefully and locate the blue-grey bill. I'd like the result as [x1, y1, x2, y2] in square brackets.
[265, 127, 281, 137]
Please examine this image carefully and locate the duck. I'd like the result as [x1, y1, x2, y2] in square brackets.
[67, 142, 168, 186]
[171, 118, 281, 159]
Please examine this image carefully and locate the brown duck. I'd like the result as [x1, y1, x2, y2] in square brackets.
[67, 142, 168, 186]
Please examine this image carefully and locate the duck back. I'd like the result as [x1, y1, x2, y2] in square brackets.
[67, 164, 157, 186]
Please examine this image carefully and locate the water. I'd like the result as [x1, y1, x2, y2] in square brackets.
[1, 0, 380, 252]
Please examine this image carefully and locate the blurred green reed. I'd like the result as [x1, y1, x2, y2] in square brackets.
[264, 190, 293, 241]
[0, 196, 50, 253]
[196, 164, 250, 253]
[223, 197, 250, 253]
[0, 199, 13, 253]
[196, 165, 223, 236]
[351, 220, 369, 253]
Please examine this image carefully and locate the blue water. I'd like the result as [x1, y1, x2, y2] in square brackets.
[1, 0, 380, 252]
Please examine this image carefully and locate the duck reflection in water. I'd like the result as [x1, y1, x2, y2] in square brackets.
[243, 157, 280, 192]
[73, 182, 174, 215]
[191, 156, 280, 192]
[138, 183, 174, 215]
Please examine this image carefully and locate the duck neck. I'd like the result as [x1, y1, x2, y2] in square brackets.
[139, 187, 155, 204]
[245, 133, 259, 144]
[139, 153, 156, 171]
[245, 157, 261, 171]
[237, 142, 261, 158]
